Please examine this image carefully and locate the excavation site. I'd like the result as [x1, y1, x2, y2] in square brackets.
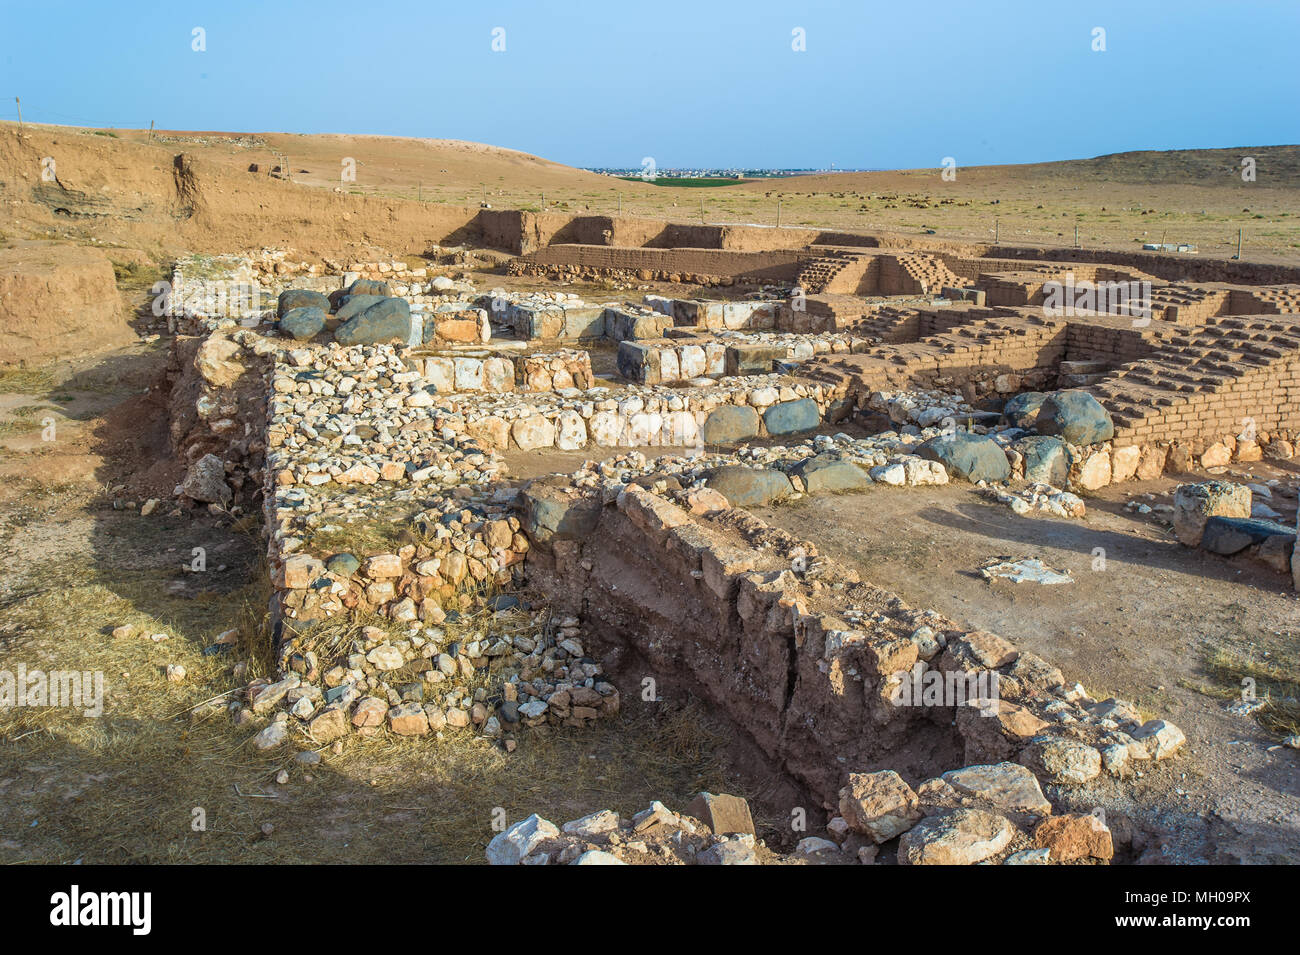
[0, 4, 1295, 910]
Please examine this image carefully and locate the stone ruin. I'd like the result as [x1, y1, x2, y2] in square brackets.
[158, 232, 1300, 865]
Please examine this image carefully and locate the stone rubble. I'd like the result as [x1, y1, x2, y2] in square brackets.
[155, 253, 1215, 865]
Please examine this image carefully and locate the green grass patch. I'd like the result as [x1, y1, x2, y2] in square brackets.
[112, 258, 165, 291]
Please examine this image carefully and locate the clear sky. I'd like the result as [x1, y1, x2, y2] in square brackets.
[4, 0, 1297, 169]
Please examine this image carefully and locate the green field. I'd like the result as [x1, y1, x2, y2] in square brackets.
[617, 176, 747, 188]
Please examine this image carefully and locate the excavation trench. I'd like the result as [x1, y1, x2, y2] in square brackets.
[515, 480, 976, 819]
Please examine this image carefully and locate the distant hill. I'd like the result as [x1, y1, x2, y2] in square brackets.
[2, 125, 1297, 263]
[742, 145, 1300, 192]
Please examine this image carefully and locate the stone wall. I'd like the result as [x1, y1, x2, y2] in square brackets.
[518, 482, 1186, 808]
[508, 244, 807, 285]
[434, 376, 841, 452]
[617, 332, 874, 385]
[516, 350, 594, 391]
[644, 296, 780, 331]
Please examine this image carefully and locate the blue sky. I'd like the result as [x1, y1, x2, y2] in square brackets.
[4, 0, 1297, 169]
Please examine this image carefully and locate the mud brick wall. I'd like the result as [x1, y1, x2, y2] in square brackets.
[1108, 354, 1300, 449]
[842, 305, 1033, 344]
[936, 257, 1069, 283]
[876, 256, 923, 296]
[486, 210, 853, 256]
[907, 324, 1067, 393]
[1093, 315, 1300, 449]
[1064, 321, 1157, 365]
[803, 314, 1068, 398]
[1149, 288, 1228, 325]
[778, 297, 862, 334]
[847, 308, 923, 342]
[895, 253, 970, 294]
[820, 254, 881, 294]
[1227, 287, 1300, 315]
[511, 244, 805, 282]
[918, 308, 996, 338]
[981, 275, 1049, 307]
[517, 485, 950, 802]
[455, 210, 1300, 285]
[798, 252, 964, 297]
[970, 247, 1300, 286]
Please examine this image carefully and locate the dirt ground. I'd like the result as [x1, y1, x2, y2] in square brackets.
[4, 108, 1299, 869]
[4, 334, 1299, 861]
[5, 123, 1298, 266]
[0, 343, 775, 864]
[751, 475, 1300, 864]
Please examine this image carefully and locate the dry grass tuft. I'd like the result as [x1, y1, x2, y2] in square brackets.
[0, 368, 55, 395]
[1197, 643, 1300, 738]
[0, 544, 740, 863]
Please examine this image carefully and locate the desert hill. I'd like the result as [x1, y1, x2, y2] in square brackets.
[2, 124, 1297, 263]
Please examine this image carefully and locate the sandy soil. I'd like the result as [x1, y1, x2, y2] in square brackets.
[4, 123, 1297, 265]
[751, 477, 1300, 864]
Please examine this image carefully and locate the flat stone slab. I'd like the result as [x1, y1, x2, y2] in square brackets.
[898, 808, 1016, 865]
[980, 557, 1073, 585]
[1201, 516, 1295, 556]
[941, 762, 1052, 815]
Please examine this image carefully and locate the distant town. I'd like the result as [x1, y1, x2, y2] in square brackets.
[586, 167, 873, 180]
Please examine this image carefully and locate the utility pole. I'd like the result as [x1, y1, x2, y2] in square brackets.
[148, 119, 154, 142]
[14, 97, 21, 134]
[777, 199, 781, 227]
[1234, 227, 1243, 260]
[994, 217, 999, 245]
[1074, 223, 1080, 248]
